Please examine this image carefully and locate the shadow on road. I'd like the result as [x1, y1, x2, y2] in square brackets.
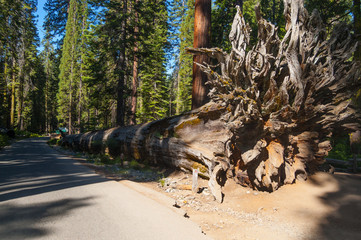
[0, 197, 94, 239]
[0, 137, 109, 202]
[309, 173, 361, 239]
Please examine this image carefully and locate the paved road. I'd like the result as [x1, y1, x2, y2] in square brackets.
[0, 138, 210, 240]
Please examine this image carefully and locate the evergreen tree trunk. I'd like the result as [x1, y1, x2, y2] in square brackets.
[10, 58, 16, 127]
[2, 57, 8, 127]
[175, 72, 181, 114]
[45, 71, 49, 133]
[17, 76, 24, 130]
[43, 36, 55, 134]
[192, 0, 211, 109]
[130, 0, 139, 125]
[17, 45, 25, 131]
[116, 0, 127, 127]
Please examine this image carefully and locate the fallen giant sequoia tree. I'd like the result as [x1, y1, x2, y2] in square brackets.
[63, 0, 361, 201]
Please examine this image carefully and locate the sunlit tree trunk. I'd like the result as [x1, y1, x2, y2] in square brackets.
[2, 57, 9, 127]
[10, 58, 16, 127]
[192, 0, 211, 109]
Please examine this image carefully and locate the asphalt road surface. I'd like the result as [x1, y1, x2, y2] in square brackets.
[0, 138, 210, 240]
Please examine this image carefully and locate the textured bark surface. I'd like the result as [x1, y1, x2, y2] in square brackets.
[192, 0, 211, 109]
[130, 0, 139, 125]
[63, 0, 361, 201]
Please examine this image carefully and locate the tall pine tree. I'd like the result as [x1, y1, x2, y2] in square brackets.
[0, 0, 41, 130]
[57, 0, 82, 134]
[137, 0, 169, 122]
[174, 0, 194, 114]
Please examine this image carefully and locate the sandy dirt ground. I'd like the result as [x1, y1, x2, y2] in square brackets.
[141, 171, 361, 240]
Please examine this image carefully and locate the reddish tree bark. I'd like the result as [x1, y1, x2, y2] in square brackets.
[192, 0, 211, 109]
[130, 0, 139, 125]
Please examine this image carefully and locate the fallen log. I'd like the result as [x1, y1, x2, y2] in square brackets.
[62, 0, 361, 201]
[62, 106, 231, 202]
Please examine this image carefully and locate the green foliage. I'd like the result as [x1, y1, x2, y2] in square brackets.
[0, 0, 357, 136]
[87, 153, 112, 165]
[0, 0, 43, 131]
[211, 0, 284, 47]
[47, 138, 60, 146]
[81, 22, 117, 130]
[47, 138, 57, 145]
[85, 0, 172, 126]
[56, 0, 92, 133]
[57, 0, 86, 133]
[212, 0, 240, 51]
[259, 0, 286, 37]
[44, 0, 69, 45]
[113, 156, 124, 165]
[304, 0, 352, 26]
[158, 177, 166, 187]
[167, 0, 196, 115]
[129, 159, 142, 170]
[0, 135, 10, 149]
[40, 37, 59, 133]
[175, 0, 194, 114]
[15, 130, 42, 138]
[137, 0, 170, 122]
[328, 136, 352, 161]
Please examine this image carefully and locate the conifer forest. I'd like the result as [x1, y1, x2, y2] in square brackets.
[0, 0, 359, 133]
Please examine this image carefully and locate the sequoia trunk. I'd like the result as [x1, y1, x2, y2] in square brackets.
[192, 0, 211, 109]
